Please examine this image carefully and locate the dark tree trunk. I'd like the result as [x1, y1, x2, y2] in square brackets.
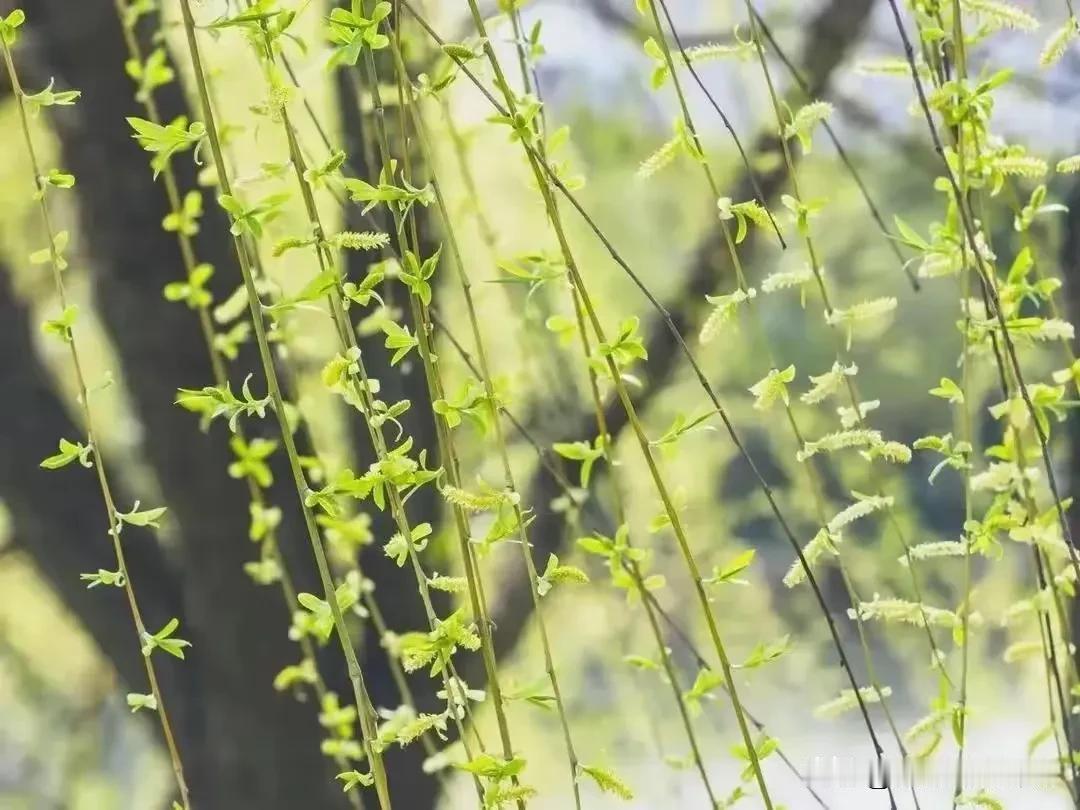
[3, 1, 346, 807]
[2, 0, 455, 806]
[335, 64, 447, 810]
[0, 265, 196, 742]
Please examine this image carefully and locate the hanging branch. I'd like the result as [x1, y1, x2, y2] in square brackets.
[174, 2, 395, 804]
[0, 10, 192, 808]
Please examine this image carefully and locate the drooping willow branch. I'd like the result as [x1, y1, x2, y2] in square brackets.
[745, 2, 916, 290]
[175, 2, 395, 804]
[110, 6, 367, 804]
[740, 0, 950, 694]
[0, 12, 192, 809]
[883, 0, 1080, 799]
[637, 5, 906, 801]
[885, 0, 1080, 588]
[455, 0, 778, 802]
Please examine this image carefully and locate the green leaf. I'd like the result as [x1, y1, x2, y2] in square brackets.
[215, 191, 289, 238]
[537, 553, 589, 596]
[456, 753, 526, 780]
[23, 79, 81, 115]
[381, 320, 419, 366]
[342, 168, 434, 216]
[43, 168, 75, 190]
[326, 1, 392, 67]
[730, 736, 779, 781]
[0, 9, 26, 45]
[164, 263, 214, 309]
[127, 115, 205, 178]
[738, 635, 790, 669]
[782, 100, 832, 154]
[40, 437, 93, 469]
[892, 215, 931, 251]
[126, 692, 158, 713]
[748, 365, 796, 411]
[140, 618, 191, 659]
[929, 377, 964, 404]
[115, 501, 168, 529]
[30, 230, 70, 271]
[336, 770, 375, 792]
[176, 375, 272, 432]
[504, 678, 556, 711]
[708, 549, 755, 586]
[125, 47, 175, 102]
[683, 667, 725, 714]
[552, 437, 605, 488]
[273, 658, 317, 692]
[1027, 724, 1053, 757]
[80, 568, 124, 589]
[293, 580, 359, 641]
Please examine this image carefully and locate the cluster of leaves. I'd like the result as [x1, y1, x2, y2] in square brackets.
[11, 0, 1080, 807]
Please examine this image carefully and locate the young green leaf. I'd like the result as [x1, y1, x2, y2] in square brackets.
[140, 618, 191, 659]
[40, 437, 93, 470]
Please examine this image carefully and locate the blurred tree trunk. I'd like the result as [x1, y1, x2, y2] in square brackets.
[0, 0, 451, 806]
[1, 1, 346, 807]
[334, 64, 446, 809]
[0, 265, 197, 743]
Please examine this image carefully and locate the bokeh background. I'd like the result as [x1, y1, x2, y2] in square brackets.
[2, 0, 1080, 807]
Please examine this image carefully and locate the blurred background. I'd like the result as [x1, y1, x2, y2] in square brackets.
[2, 0, 1080, 808]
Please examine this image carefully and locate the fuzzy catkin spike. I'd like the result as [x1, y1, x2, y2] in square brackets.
[801, 361, 858, 405]
[783, 529, 840, 588]
[856, 57, 929, 77]
[848, 596, 977, 630]
[991, 155, 1048, 178]
[748, 365, 795, 411]
[579, 765, 634, 800]
[1058, 154, 1080, 173]
[783, 100, 833, 153]
[814, 686, 892, 719]
[637, 134, 680, 179]
[866, 440, 912, 465]
[796, 429, 882, 462]
[761, 264, 815, 295]
[1041, 18, 1079, 67]
[333, 230, 391, 251]
[685, 40, 754, 64]
[960, 0, 1039, 31]
[899, 541, 966, 567]
[955, 789, 1006, 809]
[441, 485, 511, 512]
[825, 297, 897, 349]
[699, 288, 756, 344]
[827, 493, 894, 534]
